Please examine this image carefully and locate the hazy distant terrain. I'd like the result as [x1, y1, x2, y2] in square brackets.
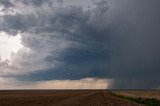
[0, 90, 141, 106]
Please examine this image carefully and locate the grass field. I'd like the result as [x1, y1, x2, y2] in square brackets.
[111, 90, 160, 106]
[112, 91, 160, 100]
[0, 90, 141, 106]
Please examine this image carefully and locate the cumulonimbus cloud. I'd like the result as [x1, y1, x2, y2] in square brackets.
[0, 0, 112, 85]
[0, 0, 160, 89]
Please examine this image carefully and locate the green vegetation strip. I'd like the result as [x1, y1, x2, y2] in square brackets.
[109, 92, 160, 106]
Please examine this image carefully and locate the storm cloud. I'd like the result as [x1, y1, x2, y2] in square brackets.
[0, 0, 160, 89]
[109, 0, 160, 89]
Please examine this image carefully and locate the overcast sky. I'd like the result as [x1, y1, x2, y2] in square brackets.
[0, 0, 160, 89]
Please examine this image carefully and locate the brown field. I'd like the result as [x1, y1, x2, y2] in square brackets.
[112, 90, 160, 100]
[0, 90, 142, 106]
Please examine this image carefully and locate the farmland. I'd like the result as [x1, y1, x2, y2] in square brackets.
[0, 90, 141, 106]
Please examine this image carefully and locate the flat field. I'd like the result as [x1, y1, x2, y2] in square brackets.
[0, 90, 142, 106]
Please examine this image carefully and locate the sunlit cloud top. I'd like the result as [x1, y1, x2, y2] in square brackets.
[0, 32, 22, 60]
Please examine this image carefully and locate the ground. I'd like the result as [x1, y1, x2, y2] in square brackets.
[0, 90, 144, 106]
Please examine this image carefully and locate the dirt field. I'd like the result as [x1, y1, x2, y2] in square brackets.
[112, 90, 160, 100]
[0, 90, 141, 106]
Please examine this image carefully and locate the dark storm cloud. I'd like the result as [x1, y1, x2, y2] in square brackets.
[1, 14, 37, 35]
[1, 0, 160, 89]
[22, 0, 61, 7]
[109, 0, 160, 89]
[22, 0, 45, 6]
[17, 0, 112, 80]
[0, 0, 14, 8]
[0, 0, 53, 8]
[1, 0, 112, 79]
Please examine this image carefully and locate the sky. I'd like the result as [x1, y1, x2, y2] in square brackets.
[0, 0, 160, 89]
